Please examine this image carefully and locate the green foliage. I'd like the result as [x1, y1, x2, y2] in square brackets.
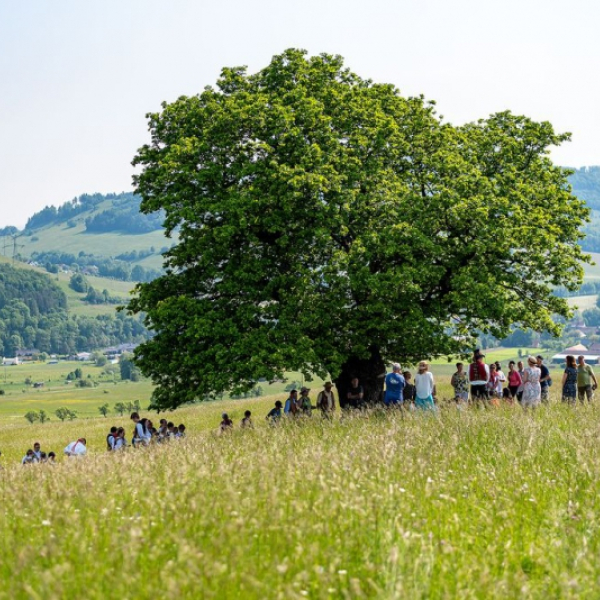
[98, 403, 110, 417]
[38, 410, 50, 423]
[69, 273, 88, 293]
[119, 354, 141, 382]
[113, 402, 126, 415]
[55, 406, 77, 421]
[583, 307, 600, 326]
[127, 49, 590, 411]
[92, 351, 107, 367]
[24, 411, 39, 424]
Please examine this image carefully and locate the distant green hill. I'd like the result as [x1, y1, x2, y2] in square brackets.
[0, 192, 175, 282]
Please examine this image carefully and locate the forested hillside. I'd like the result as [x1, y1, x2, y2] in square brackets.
[0, 263, 149, 357]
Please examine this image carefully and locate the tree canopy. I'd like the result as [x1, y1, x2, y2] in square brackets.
[128, 49, 590, 410]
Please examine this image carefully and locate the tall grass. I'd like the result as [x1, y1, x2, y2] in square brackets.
[1, 399, 600, 598]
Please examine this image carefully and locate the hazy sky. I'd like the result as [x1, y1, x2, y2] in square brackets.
[1, 0, 598, 228]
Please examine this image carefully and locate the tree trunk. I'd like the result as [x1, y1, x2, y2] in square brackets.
[334, 347, 386, 408]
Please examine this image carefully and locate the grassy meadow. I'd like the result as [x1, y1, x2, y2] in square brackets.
[1, 353, 595, 599]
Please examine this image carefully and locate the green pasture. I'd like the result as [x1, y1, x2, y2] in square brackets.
[2, 395, 600, 598]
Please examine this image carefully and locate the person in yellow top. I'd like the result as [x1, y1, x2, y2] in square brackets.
[577, 355, 598, 402]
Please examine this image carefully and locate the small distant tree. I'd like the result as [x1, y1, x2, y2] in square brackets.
[92, 351, 107, 367]
[132, 399, 141, 411]
[75, 367, 83, 379]
[76, 379, 93, 388]
[98, 403, 110, 418]
[38, 352, 48, 362]
[38, 410, 50, 424]
[114, 402, 126, 416]
[24, 411, 39, 424]
[67, 409, 78, 421]
[125, 401, 134, 413]
[55, 407, 70, 422]
[69, 273, 88, 293]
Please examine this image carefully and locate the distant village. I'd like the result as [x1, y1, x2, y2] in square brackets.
[1, 343, 139, 366]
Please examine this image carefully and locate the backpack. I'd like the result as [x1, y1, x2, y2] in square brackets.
[469, 362, 487, 381]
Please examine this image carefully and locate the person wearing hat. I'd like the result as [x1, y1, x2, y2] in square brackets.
[299, 387, 312, 415]
[384, 363, 406, 407]
[521, 356, 542, 408]
[317, 382, 336, 417]
[468, 352, 490, 404]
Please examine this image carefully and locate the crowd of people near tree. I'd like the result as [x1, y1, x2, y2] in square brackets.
[257, 350, 599, 422]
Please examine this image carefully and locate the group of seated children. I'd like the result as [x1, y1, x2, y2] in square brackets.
[22, 441, 57, 464]
[108, 412, 186, 449]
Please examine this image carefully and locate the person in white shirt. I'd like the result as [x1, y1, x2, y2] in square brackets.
[130, 412, 152, 446]
[22, 449, 36, 464]
[64, 438, 87, 457]
[495, 362, 506, 396]
[414, 361, 435, 410]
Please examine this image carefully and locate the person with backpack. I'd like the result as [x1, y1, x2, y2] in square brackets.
[107, 426, 118, 451]
[299, 387, 313, 415]
[266, 400, 283, 422]
[284, 389, 299, 416]
[468, 352, 490, 404]
[114, 428, 127, 450]
[241, 411, 253, 428]
[131, 412, 151, 446]
[317, 382, 336, 417]
[536, 355, 551, 403]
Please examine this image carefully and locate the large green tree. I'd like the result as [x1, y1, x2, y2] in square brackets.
[128, 49, 589, 410]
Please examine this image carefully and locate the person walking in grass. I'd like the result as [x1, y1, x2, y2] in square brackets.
[403, 371, 416, 407]
[450, 363, 469, 406]
[414, 361, 435, 410]
[284, 389, 299, 416]
[561, 355, 578, 404]
[516, 360, 525, 403]
[536, 355, 551, 403]
[577, 355, 598, 403]
[22, 449, 36, 464]
[495, 362, 506, 397]
[131, 412, 152, 446]
[317, 382, 336, 417]
[241, 411, 253, 428]
[220, 413, 234, 432]
[507, 361, 522, 400]
[521, 356, 541, 409]
[267, 400, 283, 422]
[468, 352, 490, 405]
[384, 363, 406, 408]
[299, 387, 313, 415]
[347, 377, 365, 409]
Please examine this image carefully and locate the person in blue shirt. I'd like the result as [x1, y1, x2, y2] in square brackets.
[384, 363, 406, 407]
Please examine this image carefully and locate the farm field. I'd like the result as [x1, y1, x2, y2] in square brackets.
[1, 392, 600, 598]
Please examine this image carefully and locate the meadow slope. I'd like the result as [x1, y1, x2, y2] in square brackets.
[1, 395, 600, 599]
